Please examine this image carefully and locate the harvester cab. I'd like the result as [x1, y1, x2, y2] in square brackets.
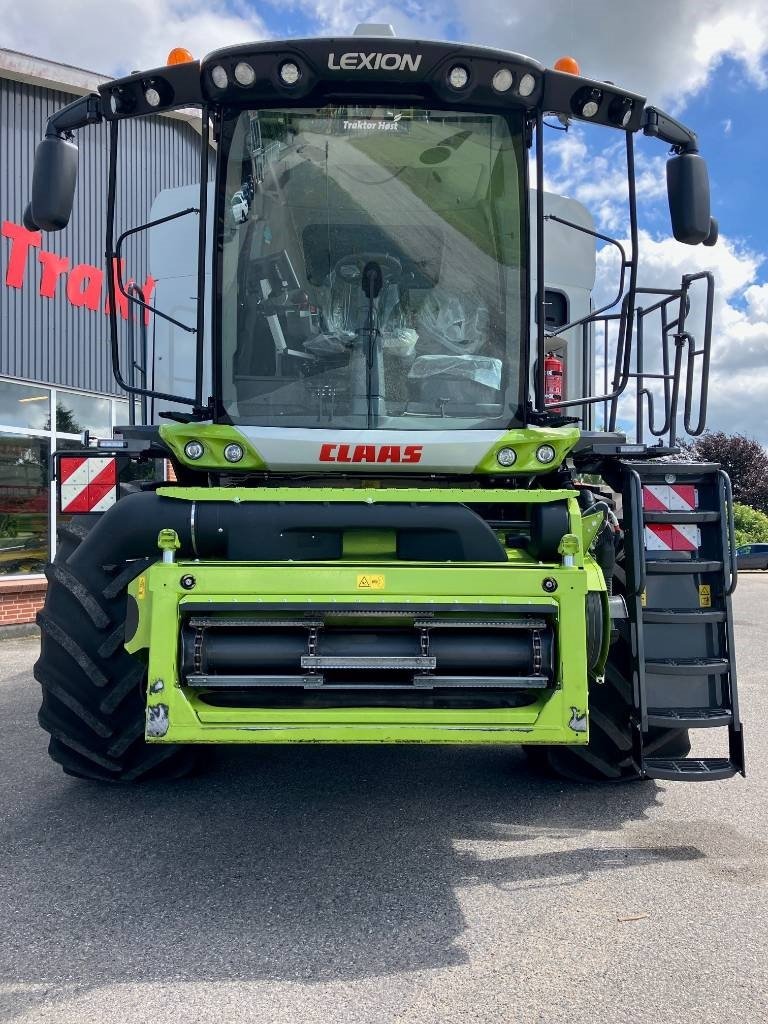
[28, 26, 744, 785]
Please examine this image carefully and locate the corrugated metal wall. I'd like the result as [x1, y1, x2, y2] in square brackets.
[0, 76, 211, 396]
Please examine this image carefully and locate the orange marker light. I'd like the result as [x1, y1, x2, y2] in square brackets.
[167, 47, 195, 66]
[554, 56, 580, 76]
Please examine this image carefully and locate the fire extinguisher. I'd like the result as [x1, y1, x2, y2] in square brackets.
[544, 351, 565, 408]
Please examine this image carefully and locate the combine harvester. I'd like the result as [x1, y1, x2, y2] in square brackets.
[26, 26, 743, 783]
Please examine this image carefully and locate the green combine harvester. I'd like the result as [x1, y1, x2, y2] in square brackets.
[26, 26, 744, 783]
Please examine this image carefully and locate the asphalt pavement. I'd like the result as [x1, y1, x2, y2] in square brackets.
[1, 576, 767, 1024]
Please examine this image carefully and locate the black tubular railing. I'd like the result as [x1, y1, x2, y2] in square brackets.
[583, 271, 714, 447]
[126, 283, 148, 426]
[623, 271, 714, 446]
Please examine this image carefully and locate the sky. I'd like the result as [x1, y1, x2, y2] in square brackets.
[2, 0, 768, 442]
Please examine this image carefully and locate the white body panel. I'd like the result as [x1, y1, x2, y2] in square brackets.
[237, 426, 507, 472]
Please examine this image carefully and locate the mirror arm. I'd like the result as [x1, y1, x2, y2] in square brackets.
[642, 106, 699, 154]
[45, 93, 103, 139]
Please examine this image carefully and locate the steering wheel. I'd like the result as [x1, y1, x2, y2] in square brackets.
[332, 252, 402, 289]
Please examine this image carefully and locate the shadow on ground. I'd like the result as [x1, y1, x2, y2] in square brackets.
[0, 736, 690, 1018]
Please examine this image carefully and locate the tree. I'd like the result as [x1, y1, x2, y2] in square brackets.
[733, 503, 768, 547]
[682, 431, 768, 514]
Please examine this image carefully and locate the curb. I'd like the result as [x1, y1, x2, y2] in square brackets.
[0, 623, 40, 641]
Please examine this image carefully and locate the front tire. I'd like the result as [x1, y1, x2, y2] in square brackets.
[525, 551, 690, 783]
[34, 519, 197, 782]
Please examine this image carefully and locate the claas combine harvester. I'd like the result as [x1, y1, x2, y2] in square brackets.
[26, 25, 745, 783]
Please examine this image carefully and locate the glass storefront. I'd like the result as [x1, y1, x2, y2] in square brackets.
[0, 377, 134, 577]
[0, 434, 49, 575]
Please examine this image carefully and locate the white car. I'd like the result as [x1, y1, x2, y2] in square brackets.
[230, 190, 249, 224]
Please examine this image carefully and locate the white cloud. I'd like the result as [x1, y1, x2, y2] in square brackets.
[541, 128, 667, 234]
[0, 0, 268, 75]
[3, 0, 768, 108]
[291, 0, 768, 110]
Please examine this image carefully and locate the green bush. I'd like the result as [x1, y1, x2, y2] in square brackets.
[733, 502, 768, 548]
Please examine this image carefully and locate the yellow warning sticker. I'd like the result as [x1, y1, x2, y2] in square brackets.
[699, 584, 711, 608]
[640, 590, 647, 607]
[137, 576, 146, 600]
[357, 574, 385, 590]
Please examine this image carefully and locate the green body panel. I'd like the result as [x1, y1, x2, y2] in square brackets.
[125, 483, 606, 747]
[158, 423, 581, 476]
[155, 485, 579, 505]
[159, 423, 266, 471]
[472, 426, 581, 475]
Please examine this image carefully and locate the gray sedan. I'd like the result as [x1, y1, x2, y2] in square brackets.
[736, 543, 768, 569]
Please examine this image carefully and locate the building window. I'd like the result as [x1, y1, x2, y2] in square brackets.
[0, 433, 50, 575]
[0, 380, 51, 430]
[0, 377, 140, 577]
[56, 392, 112, 435]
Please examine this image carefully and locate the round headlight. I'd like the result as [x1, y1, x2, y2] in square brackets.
[223, 442, 244, 463]
[518, 72, 536, 97]
[448, 65, 469, 90]
[144, 87, 161, 107]
[492, 68, 514, 93]
[210, 65, 228, 89]
[184, 440, 204, 461]
[279, 61, 301, 86]
[582, 100, 599, 118]
[536, 444, 557, 464]
[234, 62, 255, 87]
[496, 447, 517, 467]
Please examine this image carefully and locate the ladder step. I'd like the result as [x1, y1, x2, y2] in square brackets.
[643, 511, 719, 524]
[643, 757, 738, 781]
[645, 657, 729, 676]
[642, 609, 725, 624]
[645, 559, 723, 575]
[646, 707, 732, 728]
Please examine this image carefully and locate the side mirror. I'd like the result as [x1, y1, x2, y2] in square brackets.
[29, 135, 79, 231]
[666, 152, 713, 245]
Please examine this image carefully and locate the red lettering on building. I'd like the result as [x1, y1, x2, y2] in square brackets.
[319, 443, 424, 464]
[2, 220, 41, 288]
[38, 250, 71, 299]
[104, 258, 130, 320]
[67, 263, 104, 311]
[1, 218, 157, 326]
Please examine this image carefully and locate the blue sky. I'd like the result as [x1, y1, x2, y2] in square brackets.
[3, 0, 768, 438]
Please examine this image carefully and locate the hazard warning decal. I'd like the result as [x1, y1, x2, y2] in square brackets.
[59, 456, 117, 513]
[357, 574, 385, 590]
[642, 485, 700, 552]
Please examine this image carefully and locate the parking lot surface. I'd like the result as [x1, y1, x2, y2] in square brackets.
[1, 576, 766, 1024]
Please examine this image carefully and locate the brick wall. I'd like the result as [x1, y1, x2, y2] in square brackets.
[0, 578, 46, 625]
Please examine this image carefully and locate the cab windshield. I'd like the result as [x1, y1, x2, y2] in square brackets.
[219, 105, 527, 429]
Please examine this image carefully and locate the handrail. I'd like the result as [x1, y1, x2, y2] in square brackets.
[628, 469, 647, 597]
[719, 469, 738, 596]
[126, 283, 148, 426]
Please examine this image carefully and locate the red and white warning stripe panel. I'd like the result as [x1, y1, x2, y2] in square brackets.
[59, 456, 117, 513]
[644, 523, 700, 552]
[642, 484, 697, 512]
[642, 484, 700, 550]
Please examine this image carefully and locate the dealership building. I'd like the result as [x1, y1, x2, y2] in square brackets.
[0, 48, 206, 624]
